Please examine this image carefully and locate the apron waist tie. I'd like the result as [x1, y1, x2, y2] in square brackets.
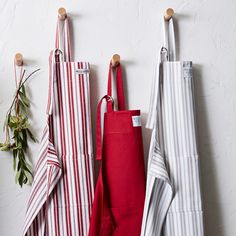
[88, 95, 116, 236]
[96, 95, 113, 160]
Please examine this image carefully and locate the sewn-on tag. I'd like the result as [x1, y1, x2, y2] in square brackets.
[183, 61, 193, 78]
[132, 116, 141, 127]
[76, 69, 90, 74]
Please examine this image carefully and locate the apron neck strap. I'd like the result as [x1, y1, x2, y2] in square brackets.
[96, 64, 126, 159]
[146, 47, 167, 129]
[163, 17, 176, 61]
[107, 63, 126, 112]
[55, 18, 72, 62]
[146, 17, 177, 129]
[46, 49, 63, 115]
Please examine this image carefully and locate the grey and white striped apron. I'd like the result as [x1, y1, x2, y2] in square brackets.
[141, 17, 204, 236]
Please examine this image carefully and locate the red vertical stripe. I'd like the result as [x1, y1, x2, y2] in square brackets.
[67, 62, 84, 234]
[56, 62, 72, 236]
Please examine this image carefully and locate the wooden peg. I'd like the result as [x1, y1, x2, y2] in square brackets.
[58, 7, 67, 20]
[111, 54, 120, 67]
[164, 8, 174, 21]
[15, 53, 23, 66]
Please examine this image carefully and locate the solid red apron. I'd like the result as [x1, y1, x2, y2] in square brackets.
[89, 64, 146, 236]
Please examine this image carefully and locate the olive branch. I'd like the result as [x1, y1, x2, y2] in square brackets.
[0, 68, 40, 187]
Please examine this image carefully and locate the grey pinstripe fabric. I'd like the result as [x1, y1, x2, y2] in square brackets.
[141, 18, 204, 236]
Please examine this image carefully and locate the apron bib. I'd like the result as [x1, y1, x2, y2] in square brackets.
[141, 17, 204, 236]
[89, 64, 146, 236]
[22, 17, 94, 236]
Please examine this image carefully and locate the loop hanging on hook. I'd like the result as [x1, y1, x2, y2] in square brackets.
[164, 8, 174, 21]
[15, 53, 23, 66]
[58, 7, 67, 20]
[111, 54, 120, 67]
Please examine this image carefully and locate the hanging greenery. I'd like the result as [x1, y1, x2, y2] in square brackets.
[0, 68, 40, 187]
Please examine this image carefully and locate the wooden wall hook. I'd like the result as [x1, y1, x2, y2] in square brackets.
[15, 53, 23, 66]
[58, 7, 67, 20]
[111, 54, 120, 67]
[164, 8, 174, 21]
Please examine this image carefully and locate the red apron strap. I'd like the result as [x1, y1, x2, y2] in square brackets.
[107, 63, 126, 112]
[47, 17, 72, 115]
[89, 95, 116, 235]
[96, 95, 113, 160]
[55, 18, 71, 62]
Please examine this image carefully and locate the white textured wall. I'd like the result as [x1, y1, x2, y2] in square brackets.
[0, 0, 235, 235]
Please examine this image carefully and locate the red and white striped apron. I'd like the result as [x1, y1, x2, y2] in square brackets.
[22, 17, 94, 236]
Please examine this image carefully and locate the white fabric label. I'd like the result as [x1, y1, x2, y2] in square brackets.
[183, 61, 193, 78]
[132, 116, 141, 127]
[76, 69, 90, 74]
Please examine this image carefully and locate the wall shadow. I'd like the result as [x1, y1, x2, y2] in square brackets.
[139, 112, 152, 171]
[120, 61, 129, 108]
[89, 64, 100, 181]
[174, 14, 192, 60]
[120, 61, 152, 170]
[193, 64, 225, 236]
[68, 18, 75, 60]
[173, 15, 180, 61]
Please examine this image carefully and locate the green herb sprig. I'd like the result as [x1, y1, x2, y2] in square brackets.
[0, 69, 40, 187]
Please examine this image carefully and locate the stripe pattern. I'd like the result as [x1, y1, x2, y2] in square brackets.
[141, 18, 204, 236]
[22, 18, 94, 236]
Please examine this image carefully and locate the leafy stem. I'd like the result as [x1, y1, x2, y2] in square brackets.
[5, 69, 40, 124]
[0, 68, 40, 187]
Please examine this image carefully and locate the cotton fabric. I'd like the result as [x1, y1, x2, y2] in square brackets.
[89, 64, 146, 236]
[141, 18, 204, 236]
[22, 18, 94, 236]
